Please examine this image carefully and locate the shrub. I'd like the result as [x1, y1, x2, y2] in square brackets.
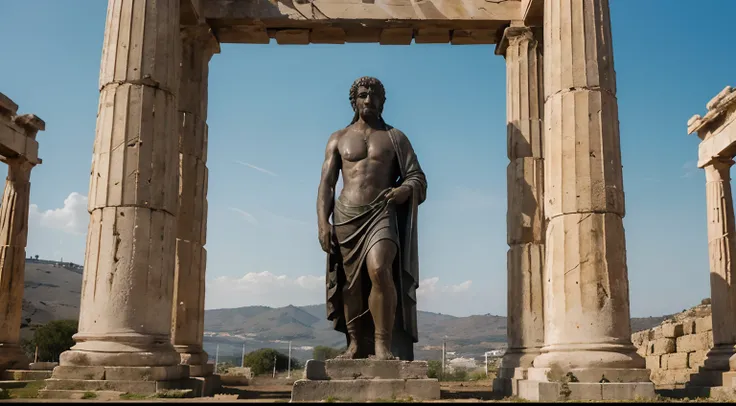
[242, 348, 301, 376]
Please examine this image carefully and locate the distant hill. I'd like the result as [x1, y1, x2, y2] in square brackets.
[21, 258, 670, 362]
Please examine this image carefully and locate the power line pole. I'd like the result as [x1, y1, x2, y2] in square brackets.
[287, 341, 292, 378]
[215, 344, 220, 373]
[241, 343, 245, 368]
[272, 355, 277, 378]
[441, 336, 447, 378]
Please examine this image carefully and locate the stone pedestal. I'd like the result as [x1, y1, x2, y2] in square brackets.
[55, 0, 184, 387]
[291, 359, 440, 402]
[492, 24, 546, 397]
[520, 0, 653, 400]
[0, 160, 35, 372]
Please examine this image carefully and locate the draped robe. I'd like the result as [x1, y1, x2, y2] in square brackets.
[325, 127, 427, 360]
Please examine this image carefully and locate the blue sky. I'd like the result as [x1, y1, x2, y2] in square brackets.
[1, 1, 734, 318]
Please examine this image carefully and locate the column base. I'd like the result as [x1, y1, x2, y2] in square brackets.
[174, 345, 212, 377]
[517, 367, 655, 401]
[0, 344, 30, 371]
[492, 348, 541, 397]
[532, 343, 645, 369]
[60, 334, 181, 367]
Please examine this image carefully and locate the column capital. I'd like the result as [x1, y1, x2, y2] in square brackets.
[495, 25, 542, 57]
[704, 157, 735, 182]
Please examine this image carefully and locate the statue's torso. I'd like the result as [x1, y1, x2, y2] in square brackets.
[337, 127, 400, 206]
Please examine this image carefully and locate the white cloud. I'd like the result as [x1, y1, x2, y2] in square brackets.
[681, 160, 699, 179]
[29, 192, 89, 236]
[205, 271, 473, 315]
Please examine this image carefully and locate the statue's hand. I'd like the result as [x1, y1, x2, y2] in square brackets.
[318, 225, 333, 253]
[386, 185, 412, 205]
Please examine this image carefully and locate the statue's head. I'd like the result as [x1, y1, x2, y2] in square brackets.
[349, 76, 386, 125]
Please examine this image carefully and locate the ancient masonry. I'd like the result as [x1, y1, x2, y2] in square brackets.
[0, 0, 677, 401]
[0, 92, 45, 374]
[685, 85, 736, 393]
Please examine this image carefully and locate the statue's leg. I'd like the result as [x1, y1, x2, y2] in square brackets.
[365, 239, 398, 360]
[335, 296, 361, 359]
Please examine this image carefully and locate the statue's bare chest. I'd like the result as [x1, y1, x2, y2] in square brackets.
[339, 130, 395, 163]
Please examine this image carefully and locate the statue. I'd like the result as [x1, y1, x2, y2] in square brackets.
[317, 77, 427, 361]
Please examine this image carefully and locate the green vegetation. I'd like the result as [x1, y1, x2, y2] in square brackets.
[0, 389, 10, 400]
[81, 391, 97, 399]
[312, 345, 344, 361]
[20, 319, 78, 362]
[241, 348, 302, 376]
[5, 380, 46, 399]
[119, 393, 149, 400]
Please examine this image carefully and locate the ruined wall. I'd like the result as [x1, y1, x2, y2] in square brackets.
[631, 301, 713, 389]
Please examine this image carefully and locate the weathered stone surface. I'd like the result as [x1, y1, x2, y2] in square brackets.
[290, 378, 440, 402]
[689, 350, 709, 369]
[0, 159, 34, 372]
[527, 367, 651, 384]
[663, 323, 685, 339]
[61, 0, 182, 369]
[29, 362, 58, 371]
[507, 159, 544, 245]
[677, 332, 713, 353]
[650, 338, 676, 356]
[517, 380, 655, 402]
[1, 369, 52, 381]
[505, 244, 544, 360]
[319, 359, 428, 380]
[645, 356, 661, 370]
[662, 353, 689, 370]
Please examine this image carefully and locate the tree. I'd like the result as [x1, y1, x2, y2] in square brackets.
[242, 348, 301, 376]
[22, 320, 77, 362]
[312, 346, 343, 361]
[34, 254, 39, 260]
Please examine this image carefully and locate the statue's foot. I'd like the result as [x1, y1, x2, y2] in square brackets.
[370, 343, 397, 361]
[335, 343, 359, 360]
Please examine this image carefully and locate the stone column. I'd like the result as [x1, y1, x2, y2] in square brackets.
[532, 0, 644, 372]
[171, 26, 218, 377]
[58, 0, 182, 370]
[492, 25, 545, 396]
[701, 159, 736, 372]
[0, 159, 34, 371]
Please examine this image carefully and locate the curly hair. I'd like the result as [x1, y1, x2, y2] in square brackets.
[348, 76, 387, 126]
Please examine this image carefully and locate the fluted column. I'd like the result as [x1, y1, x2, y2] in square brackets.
[493, 25, 545, 394]
[532, 0, 643, 370]
[0, 159, 33, 371]
[171, 25, 218, 377]
[59, 0, 182, 368]
[700, 159, 736, 371]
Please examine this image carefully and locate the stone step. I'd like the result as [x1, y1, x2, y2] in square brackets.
[45, 378, 158, 393]
[305, 359, 429, 380]
[2, 369, 53, 381]
[38, 389, 125, 400]
[0, 380, 36, 390]
[291, 378, 440, 402]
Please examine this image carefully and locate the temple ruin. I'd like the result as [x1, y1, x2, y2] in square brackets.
[0, 92, 45, 373]
[6, 0, 734, 402]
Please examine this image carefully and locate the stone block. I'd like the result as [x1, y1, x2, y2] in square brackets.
[517, 380, 655, 401]
[662, 323, 685, 338]
[651, 327, 663, 340]
[189, 363, 214, 377]
[688, 350, 709, 369]
[52, 366, 106, 380]
[636, 341, 649, 357]
[1, 369, 52, 381]
[676, 332, 713, 353]
[29, 362, 58, 371]
[650, 338, 676, 356]
[631, 331, 648, 347]
[507, 158, 544, 244]
[319, 359, 428, 380]
[104, 365, 187, 381]
[683, 320, 696, 335]
[290, 378, 440, 402]
[45, 378, 157, 393]
[37, 390, 126, 400]
[695, 317, 713, 333]
[662, 353, 688, 370]
[650, 369, 694, 385]
[527, 367, 651, 383]
[645, 355, 661, 370]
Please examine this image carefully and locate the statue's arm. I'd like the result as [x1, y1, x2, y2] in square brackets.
[317, 132, 341, 230]
[396, 131, 427, 205]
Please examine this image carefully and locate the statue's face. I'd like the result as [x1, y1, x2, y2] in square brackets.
[355, 85, 384, 119]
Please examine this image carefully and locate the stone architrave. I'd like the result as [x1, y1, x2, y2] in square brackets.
[171, 25, 219, 377]
[0, 160, 35, 371]
[492, 24, 545, 396]
[519, 0, 654, 401]
[56, 0, 183, 373]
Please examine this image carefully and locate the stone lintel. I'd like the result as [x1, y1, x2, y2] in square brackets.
[181, 0, 205, 26]
[697, 117, 736, 168]
[689, 86, 736, 136]
[520, 0, 544, 26]
[0, 92, 44, 164]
